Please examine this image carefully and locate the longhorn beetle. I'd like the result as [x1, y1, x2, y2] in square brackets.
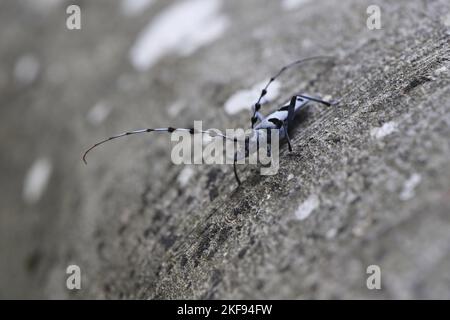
[82, 56, 338, 185]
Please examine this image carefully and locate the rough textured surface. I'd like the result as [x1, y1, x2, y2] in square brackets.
[0, 0, 449, 299]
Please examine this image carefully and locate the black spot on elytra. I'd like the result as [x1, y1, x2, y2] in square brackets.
[268, 118, 283, 128]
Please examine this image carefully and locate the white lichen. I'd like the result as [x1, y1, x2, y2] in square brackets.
[177, 166, 195, 187]
[14, 54, 40, 86]
[23, 157, 52, 204]
[120, 0, 154, 16]
[295, 194, 319, 220]
[399, 173, 422, 201]
[129, 0, 229, 71]
[370, 121, 398, 140]
[87, 101, 111, 125]
[434, 66, 448, 76]
[281, 0, 311, 10]
[167, 100, 186, 118]
[442, 13, 450, 27]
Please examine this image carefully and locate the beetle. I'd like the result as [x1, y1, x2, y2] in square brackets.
[82, 56, 338, 185]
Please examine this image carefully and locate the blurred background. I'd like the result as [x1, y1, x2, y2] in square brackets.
[0, 0, 449, 299]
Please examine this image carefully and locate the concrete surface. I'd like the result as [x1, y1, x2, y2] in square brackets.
[0, 0, 449, 299]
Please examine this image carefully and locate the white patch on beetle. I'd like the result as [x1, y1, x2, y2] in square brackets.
[177, 166, 195, 187]
[370, 121, 398, 140]
[23, 157, 52, 204]
[202, 134, 213, 145]
[120, 0, 154, 16]
[287, 173, 294, 181]
[224, 80, 281, 115]
[295, 194, 319, 220]
[281, 0, 311, 10]
[129, 0, 229, 71]
[399, 173, 422, 201]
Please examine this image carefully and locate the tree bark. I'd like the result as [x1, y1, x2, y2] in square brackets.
[0, 0, 449, 299]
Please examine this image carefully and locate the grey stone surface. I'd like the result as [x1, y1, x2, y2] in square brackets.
[0, 0, 449, 299]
